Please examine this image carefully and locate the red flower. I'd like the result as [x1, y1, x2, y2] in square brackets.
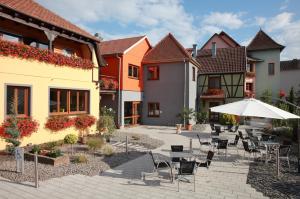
[279, 90, 286, 98]
[0, 117, 39, 138]
[74, 115, 96, 130]
[0, 40, 94, 70]
[45, 116, 74, 132]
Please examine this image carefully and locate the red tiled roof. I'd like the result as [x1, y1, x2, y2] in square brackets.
[99, 36, 146, 55]
[247, 30, 285, 51]
[142, 33, 200, 67]
[0, 0, 98, 41]
[196, 47, 246, 74]
[280, 59, 300, 71]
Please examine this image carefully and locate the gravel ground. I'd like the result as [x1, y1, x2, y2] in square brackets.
[247, 146, 300, 199]
[0, 132, 163, 183]
[111, 131, 164, 149]
[192, 123, 207, 131]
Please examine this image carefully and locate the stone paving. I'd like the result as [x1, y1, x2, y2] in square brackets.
[0, 125, 269, 199]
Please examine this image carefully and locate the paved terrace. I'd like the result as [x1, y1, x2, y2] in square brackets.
[0, 125, 268, 199]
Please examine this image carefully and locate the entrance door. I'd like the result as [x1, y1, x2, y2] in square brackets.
[124, 101, 141, 126]
[209, 102, 220, 122]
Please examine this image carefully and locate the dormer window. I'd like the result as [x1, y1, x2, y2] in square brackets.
[211, 42, 217, 57]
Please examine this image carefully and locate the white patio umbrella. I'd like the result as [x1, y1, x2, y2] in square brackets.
[210, 98, 300, 119]
[210, 97, 300, 173]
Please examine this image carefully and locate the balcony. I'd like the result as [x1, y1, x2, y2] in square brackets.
[100, 75, 119, 91]
[246, 71, 255, 77]
[200, 88, 225, 99]
[0, 39, 94, 70]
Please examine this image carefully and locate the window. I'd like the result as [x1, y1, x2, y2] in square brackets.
[62, 48, 74, 57]
[0, 32, 21, 43]
[268, 63, 275, 75]
[246, 63, 254, 72]
[30, 41, 49, 50]
[6, 86, 30, 117]
[128, 64, 139, 79]
[208, 76, 221, 89]
[148, 103, 160, 117]
[192, 67, 196, 81]
[246, 83, 253, 91]
[50, 88, 89, 115]
[147, 66, 159, 80]
[211, 42, 217, 57]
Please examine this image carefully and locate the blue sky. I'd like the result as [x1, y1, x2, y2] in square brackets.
[38, 0, 300, 60]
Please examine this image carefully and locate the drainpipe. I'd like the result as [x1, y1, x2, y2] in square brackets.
[117, 54, 122, 128]
[183, 58, 187, 126]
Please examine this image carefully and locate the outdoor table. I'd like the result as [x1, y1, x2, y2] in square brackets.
[260, 141, 280, 163]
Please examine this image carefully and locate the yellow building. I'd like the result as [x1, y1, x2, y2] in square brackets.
[0, 0, 105, 150]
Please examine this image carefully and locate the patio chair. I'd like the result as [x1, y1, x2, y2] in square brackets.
[196, 150, 214, 169]
[238, 131, 249, 140]
[171, 145, 185, 163]
[217, 139, 228, 157]
[242, 140, 260, 160]
[197, 134, 211, 151]
[210, 123, 215, 131]
[143, 151, 173, 182]
[228, 135, 240, 154]
[279, 145, 291, 170]
[230, 125, 239, 133]
[215, 126, 224, 134]
[177, 161, 197, 192]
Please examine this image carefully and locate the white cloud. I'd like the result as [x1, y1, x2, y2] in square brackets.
[280, 0, 289, 10]
[202, 12, 244, 30]
[255, 17, 266, 26]
[257, 12, 300, 60]
[37, 0, 199, 47]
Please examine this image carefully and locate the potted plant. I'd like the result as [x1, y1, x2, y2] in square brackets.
[177, 108, 195, 131]
[98, 107, 116, 142]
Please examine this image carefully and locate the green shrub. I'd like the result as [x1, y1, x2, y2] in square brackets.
[194, 111, 208, 123]
[31, 145, 41, 154]
[73, 154, 88, 164]
[97, 115, 116, 139]
[87, 137, 104, 151]
[102, 144, 114, 156]
[44, 141, 58, 150]
[47, 149, 63, 158]
[220, 114, 237, 125]
[64, 134, 78, 145]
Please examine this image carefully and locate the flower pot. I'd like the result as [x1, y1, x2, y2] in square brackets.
[176, 124, 182, 134]
[186, 124, 192, 131]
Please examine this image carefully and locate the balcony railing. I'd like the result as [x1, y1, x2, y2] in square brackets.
[0, 39, 94, 70]
[245, 90, 255, 98]
[200, 88, 225, 99]
[100, 75, 119, 91]
[246, 71, 255, 77]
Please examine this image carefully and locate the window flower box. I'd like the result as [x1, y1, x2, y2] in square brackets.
[0, 39, 94, 70]
[204, 89, 224, 96]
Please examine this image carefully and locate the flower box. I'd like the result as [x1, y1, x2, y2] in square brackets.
[24, 152, 70, 167]
[0, 39, 94, 70]
[204, 89, 224, 96]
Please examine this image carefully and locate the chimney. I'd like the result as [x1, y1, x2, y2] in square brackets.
[192, 44, 197, 58]
[211, 42, 217, 57]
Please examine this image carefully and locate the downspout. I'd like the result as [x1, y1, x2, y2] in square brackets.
[117, 54, 122, 128]
[183, 58, 187, 126]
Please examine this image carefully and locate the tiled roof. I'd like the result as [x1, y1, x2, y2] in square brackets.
[247, 30, 285, 51]
[99, 36, 145, 55]
[196, 47, 246, 74]
[142, 33, 200, 67]
[280, 59, 300, 71]
[0, 0, 97, 41]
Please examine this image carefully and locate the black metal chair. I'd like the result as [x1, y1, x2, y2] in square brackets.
[197, 134, 211, 152]
[230, 125, 239, 133]
[228, 135, 240, 154]
[171, 145, 184, 163]
[143, 151, 173, 182]
[238, 131, 249, 140]
[279, 145, 291, 170]
[242, 140, 260, 160]
[177, 161, 197, 192]
[210, 123, 215, 131]
[196, 150, 214, 169]
[217, 139, 228, 157]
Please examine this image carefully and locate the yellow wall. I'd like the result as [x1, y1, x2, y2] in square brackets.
[0, 56, 100, 150]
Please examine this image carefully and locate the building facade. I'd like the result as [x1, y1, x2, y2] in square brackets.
[280, 59, 300, 94]
[99, 36, 151, 127]
[142, 33, 200, 126]
[0, 0, 104, 150]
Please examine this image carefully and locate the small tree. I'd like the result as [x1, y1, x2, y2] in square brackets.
[260, 89, 272, 104]
[177, 108, 195, 125]
[64, 134, 78, 155]
[287, 87, 295, 113]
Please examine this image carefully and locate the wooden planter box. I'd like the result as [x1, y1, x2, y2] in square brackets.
[24, 153, 70, 167]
